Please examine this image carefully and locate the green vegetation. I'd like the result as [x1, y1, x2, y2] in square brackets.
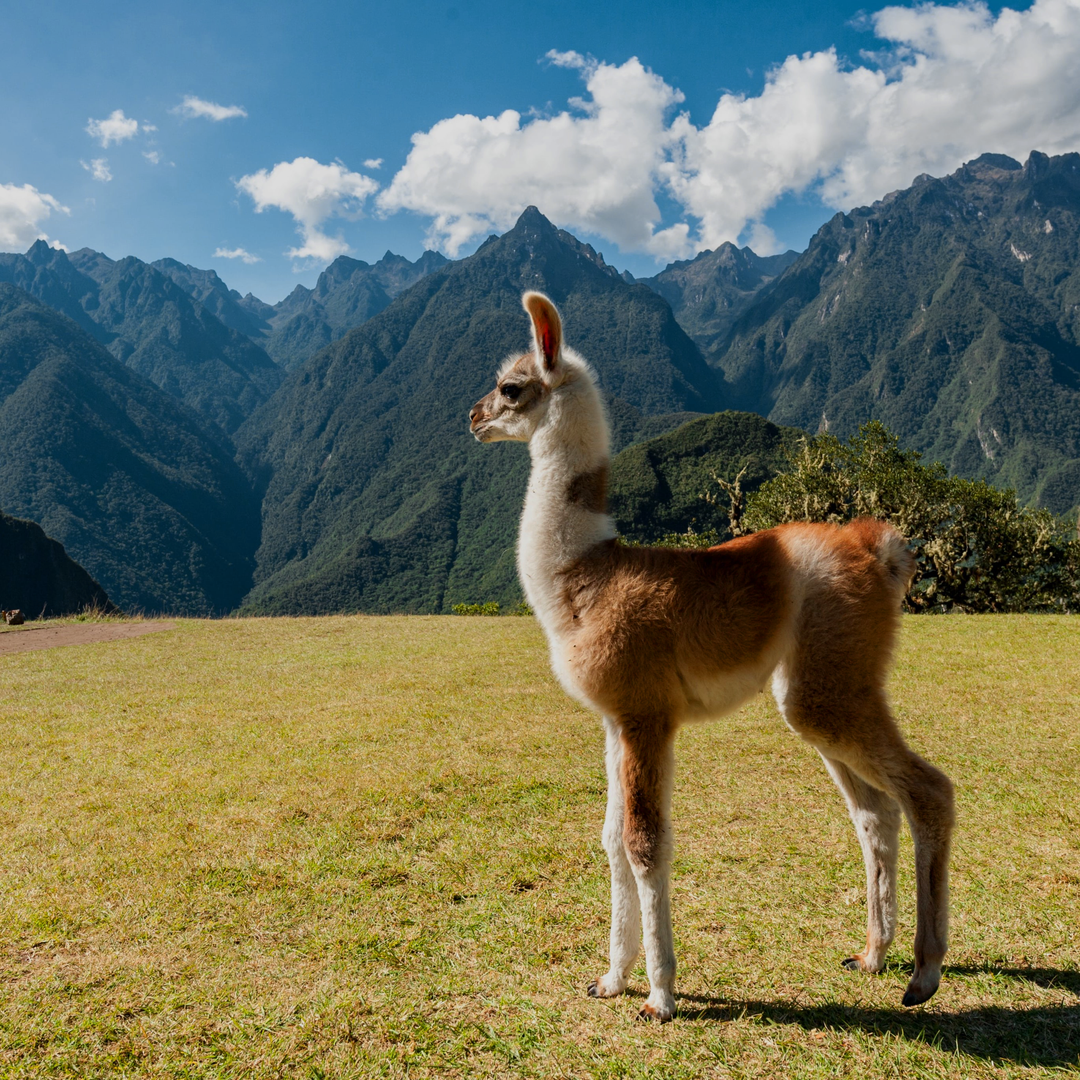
[0, 285, 261, 614]
[714, 152, 1080, 516]
[743, 423, 1080, 613]
[609, 411, 802, 543]
[0, 615, 1076, 1076]
[451, 601, 533, 616]
[452, 601, 503, 615]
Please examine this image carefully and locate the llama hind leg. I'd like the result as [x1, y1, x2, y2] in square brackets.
[820, 754, 900, 973]
[779, 670, 954, 1007]
[588, 717, 641, 1000]
[826, 736, 953, 1005]
[619, 719, 677, 1022]
[885, 749, 954, 1006]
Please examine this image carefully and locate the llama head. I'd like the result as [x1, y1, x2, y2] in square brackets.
[468, 291, 568, 443]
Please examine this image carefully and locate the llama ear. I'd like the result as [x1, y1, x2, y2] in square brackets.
[523, 291, 562, 374]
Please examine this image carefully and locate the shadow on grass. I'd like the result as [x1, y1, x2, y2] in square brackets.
[678, 965, 1080, 1068]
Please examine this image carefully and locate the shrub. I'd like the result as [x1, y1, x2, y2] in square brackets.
[741, 422, 1080, 613]
[451, 602, 502, 616]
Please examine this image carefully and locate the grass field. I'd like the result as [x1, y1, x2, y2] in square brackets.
[0, 615, 1077, 1078]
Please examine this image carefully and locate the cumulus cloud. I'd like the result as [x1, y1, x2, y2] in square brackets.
[378, 49, 688, 258]
[235, 157, 380, 261]
[86, 109, 139, 147]
[174, 95, 248, 122]
[143, 150, 161, 165]
[213, 246, 261, 263]
[670, 0, 1080, 250]
[378, 0, 1080, 259]
[81, 157, 113, 182]
[0, 183, 70, 251]
[363, 158, 384, 170]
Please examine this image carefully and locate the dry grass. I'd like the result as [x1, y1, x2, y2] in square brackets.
[0, 615, 1077, 1078]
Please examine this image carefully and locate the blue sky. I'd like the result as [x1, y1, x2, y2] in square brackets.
[3, 0, 1076, 303]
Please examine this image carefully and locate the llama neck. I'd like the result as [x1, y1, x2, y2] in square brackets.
[517, 371, 614, 626]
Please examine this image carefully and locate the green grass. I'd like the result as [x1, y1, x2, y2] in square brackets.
[0, 615, 1077, 1077]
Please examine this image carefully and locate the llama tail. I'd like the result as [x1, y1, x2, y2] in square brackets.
[846, 517, 917, 599]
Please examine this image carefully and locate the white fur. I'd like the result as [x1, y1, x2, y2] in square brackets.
[516, 350, 615, 687]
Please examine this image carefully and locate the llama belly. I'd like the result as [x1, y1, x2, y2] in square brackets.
[544, 622, 770, 723]
[676, 662, 775, 723]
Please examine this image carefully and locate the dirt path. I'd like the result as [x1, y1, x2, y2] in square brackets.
[0, 621, 177, 656]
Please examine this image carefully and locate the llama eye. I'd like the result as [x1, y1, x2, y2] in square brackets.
[501, 384, 522, 401]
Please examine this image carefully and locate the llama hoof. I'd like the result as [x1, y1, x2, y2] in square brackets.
[636, 1003, 674, 1023]
[587, 975, 623, 999]
[841, 951, 886, 974]
[901, 962, 941, 1006]
[901, 979, 940, 1007]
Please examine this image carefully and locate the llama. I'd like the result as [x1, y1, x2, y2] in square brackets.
[469, 291, 955, 1022]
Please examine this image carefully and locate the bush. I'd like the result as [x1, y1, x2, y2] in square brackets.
[741, 422, 1080, 613]
[451, 602, 502, 616]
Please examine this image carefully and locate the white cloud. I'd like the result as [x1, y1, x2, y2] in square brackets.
[174, 95, 247, 121]
[81, 157, 113, 182]
[235, 157, 380, 261]
[377, 49, 688, 258]
[378, 0, 1080, 260]
[213, 246, 261, 264]
[363, 158, 384, 170]
[671, 0, 1080, 250]
[143, 150, 161, 165]
[0, 183, 70, 251]
[743, 222, 782, 256]
[86, 109, 139, 148]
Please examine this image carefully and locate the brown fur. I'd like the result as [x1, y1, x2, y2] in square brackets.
[566, 466, 608, 514]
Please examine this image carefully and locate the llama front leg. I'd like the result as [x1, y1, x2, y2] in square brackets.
[588, 717, 641, 1000]
[620, 719, 677, 1022]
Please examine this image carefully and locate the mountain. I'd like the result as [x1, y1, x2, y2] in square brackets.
[235, 206, 725, 614]
[151, 258, 272, 340]
[0, 510, 113, 617]
[609, 411, 803, 542]
[0, 242, 283, 434]
[248, 250, 451, 370]
[639, 244, 798, 354]
[713, 152, 1080, 515]
[0, 284, 261, 614]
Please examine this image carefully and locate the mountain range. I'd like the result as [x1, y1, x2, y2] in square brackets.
[0, 242, 282, 435]
[713, 151, 1080, 514]
[638, 244, 798, 355]
[233, 207, 725, 614]
[2, 150, 1078, 615]
[155, 249, 449, 372]
[0, 284, 260, 614]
